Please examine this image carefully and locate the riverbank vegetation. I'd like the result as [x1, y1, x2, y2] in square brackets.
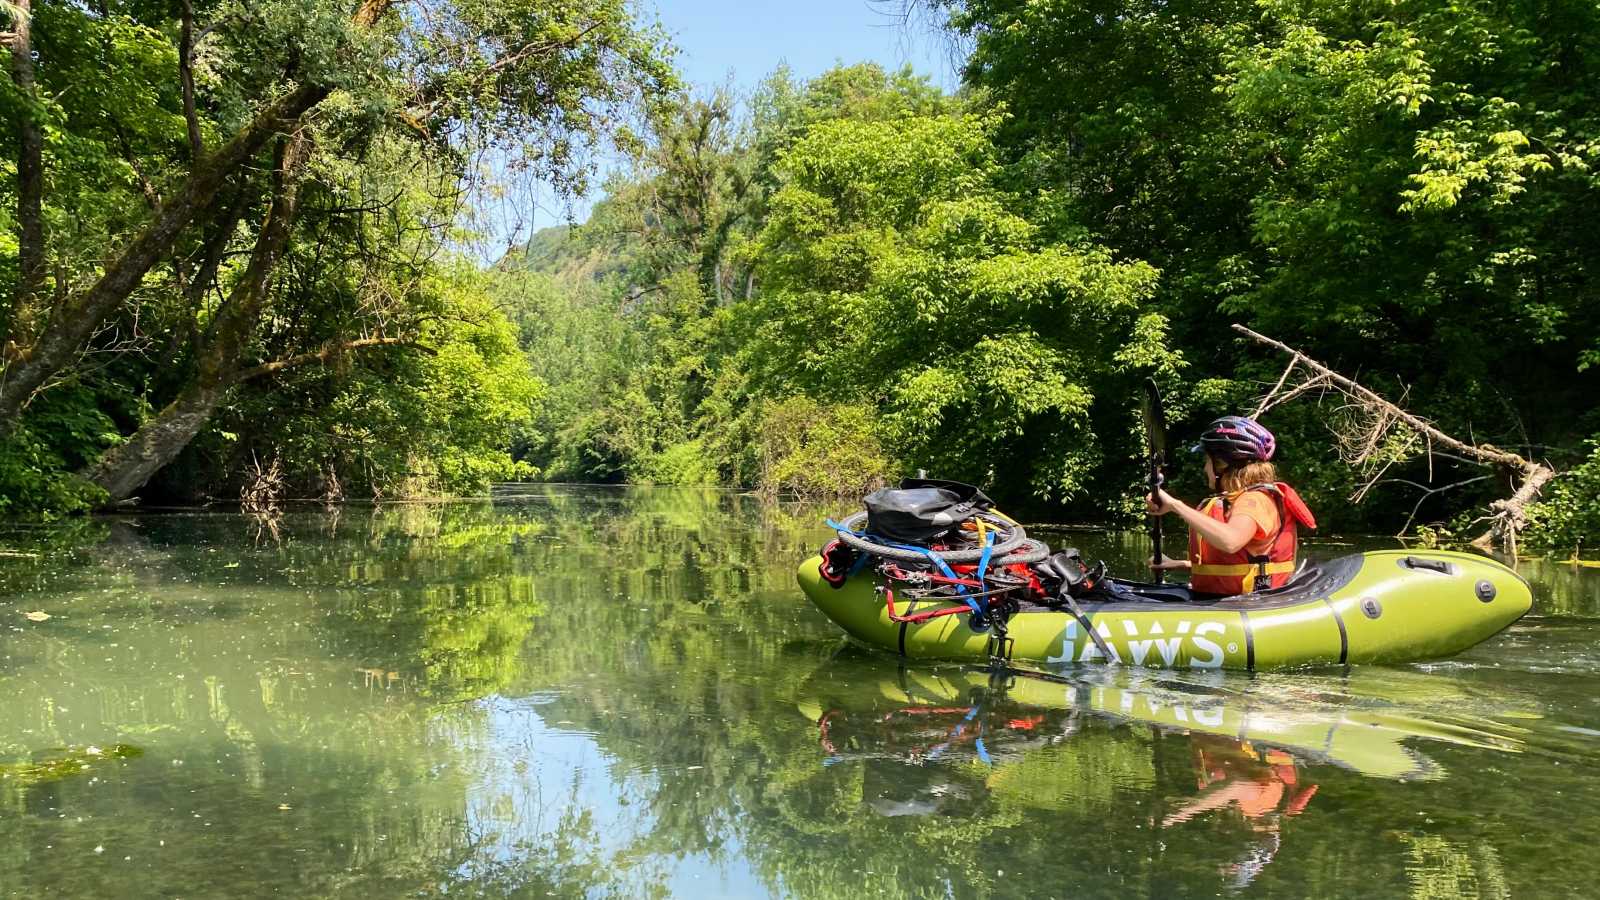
[4, 0, 1599, 546]
[0, 0, 672, 513]
[496, 0, 1600, 546]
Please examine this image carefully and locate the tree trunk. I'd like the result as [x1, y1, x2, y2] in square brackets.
[5, 0, 44, 344]
[81, 338, 425, 502]
[196, 133, 311, 378]
[187, 187, 254, 326]
[80, 133, 312, 501]
[80, 376, 238, 501]
[0, 82, 329, 442]
[0, 0, 402, 443]
[352, 0, 396, 28]
[179, 0, 205, 163]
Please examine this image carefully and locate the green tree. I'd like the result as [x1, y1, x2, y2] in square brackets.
[738, 112, 1164, 502]
[501, 63, 1173, 504]
[931, 0, 1600, 529]
[0, 0, 674, 509]
[499, 64, 957, 491]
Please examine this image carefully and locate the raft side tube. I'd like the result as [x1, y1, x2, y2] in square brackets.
[797, 550, 1532, 669]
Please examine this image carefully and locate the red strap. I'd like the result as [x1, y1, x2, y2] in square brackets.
[1274, 483, 1317, 530]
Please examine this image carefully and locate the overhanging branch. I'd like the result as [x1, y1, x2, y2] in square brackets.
[1235, 324, 1530, 471]
[1232, 323, 1555, 552]
[231, 337, 435, 383]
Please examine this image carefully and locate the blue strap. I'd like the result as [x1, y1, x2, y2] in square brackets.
[915, 548, 982, 616]
[824, 518, 877, 580]
[927, 705, 982, 761]
[826, 519, 984, 617]
[975, 529, 995, 583]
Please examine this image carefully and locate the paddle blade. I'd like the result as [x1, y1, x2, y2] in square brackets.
[1140, 378, 1167, 460]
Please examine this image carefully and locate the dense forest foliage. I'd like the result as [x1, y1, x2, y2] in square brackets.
[493, 0, 1600, 544]
[0, 0, 671, 513]
[4, 0, 1599, 544]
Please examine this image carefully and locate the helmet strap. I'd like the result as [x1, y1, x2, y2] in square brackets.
[1207, 454, 1225, 493]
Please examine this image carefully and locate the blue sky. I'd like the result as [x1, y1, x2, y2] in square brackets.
[479, 1, 958, 258]
[645, 0, 955, 91]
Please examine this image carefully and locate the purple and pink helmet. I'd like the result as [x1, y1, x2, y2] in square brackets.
[1193, 416, 1275, 463]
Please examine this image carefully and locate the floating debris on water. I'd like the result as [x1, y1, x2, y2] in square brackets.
[1557, 725, 1600, 737]
[0, 744, 142, 783]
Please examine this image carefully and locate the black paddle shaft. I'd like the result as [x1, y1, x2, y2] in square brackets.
[1150, 468, 1164, 583]
[1140, 380, 1168, 584]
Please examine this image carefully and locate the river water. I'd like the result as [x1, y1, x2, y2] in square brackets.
[0, 485, 1596, 899]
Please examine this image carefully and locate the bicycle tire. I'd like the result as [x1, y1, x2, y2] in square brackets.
[990, 538, 1050, 566]
[833, 511, 1032, 563]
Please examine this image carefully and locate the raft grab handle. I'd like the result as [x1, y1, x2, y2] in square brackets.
[1399, 556, 1457, 577]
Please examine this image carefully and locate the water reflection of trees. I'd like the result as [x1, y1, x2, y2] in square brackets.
[609, 654, 1547, 899]
[0, 487, 1593, 899]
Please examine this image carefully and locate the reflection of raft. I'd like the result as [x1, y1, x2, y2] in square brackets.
[796, 658, 1527, 781]
[797, 550, 1531, 670]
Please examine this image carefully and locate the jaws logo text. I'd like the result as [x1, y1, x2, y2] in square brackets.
[1048, 619, 1231, 668]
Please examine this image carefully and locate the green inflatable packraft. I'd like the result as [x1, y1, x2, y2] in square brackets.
[797, 550, 1531, 669]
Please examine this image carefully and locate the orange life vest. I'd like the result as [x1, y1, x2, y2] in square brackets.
[1188, 482, 1317, 596]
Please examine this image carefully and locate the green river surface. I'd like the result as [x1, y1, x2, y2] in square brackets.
[1, 485, 1598, 899]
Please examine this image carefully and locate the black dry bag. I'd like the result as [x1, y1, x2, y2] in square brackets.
[863, 486, 976, 544]
[898, 477, 995, 511]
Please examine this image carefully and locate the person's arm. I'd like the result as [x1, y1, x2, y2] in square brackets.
[1149, 555, 1191, 572]
[1146, 488, 1261, 554]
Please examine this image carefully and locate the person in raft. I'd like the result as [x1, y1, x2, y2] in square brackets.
[1145, 416, 1317, 596]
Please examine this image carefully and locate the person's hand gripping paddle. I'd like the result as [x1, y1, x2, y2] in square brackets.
[1140, 379, 1169, 583]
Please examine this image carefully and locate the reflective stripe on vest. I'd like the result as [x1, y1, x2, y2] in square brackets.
[1191, 562, 1297, 576]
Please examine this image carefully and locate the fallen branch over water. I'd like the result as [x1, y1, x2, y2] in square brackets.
[1233, 324, 1555, 554]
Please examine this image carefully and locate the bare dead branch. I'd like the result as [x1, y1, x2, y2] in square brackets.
[1251, 354, 1300, 418]
[1235, 324, 1532, 470]
[1469, 466, 1557, 555]
[1233, 323, 1557, 551]
[1381, 475, 1493, 537]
